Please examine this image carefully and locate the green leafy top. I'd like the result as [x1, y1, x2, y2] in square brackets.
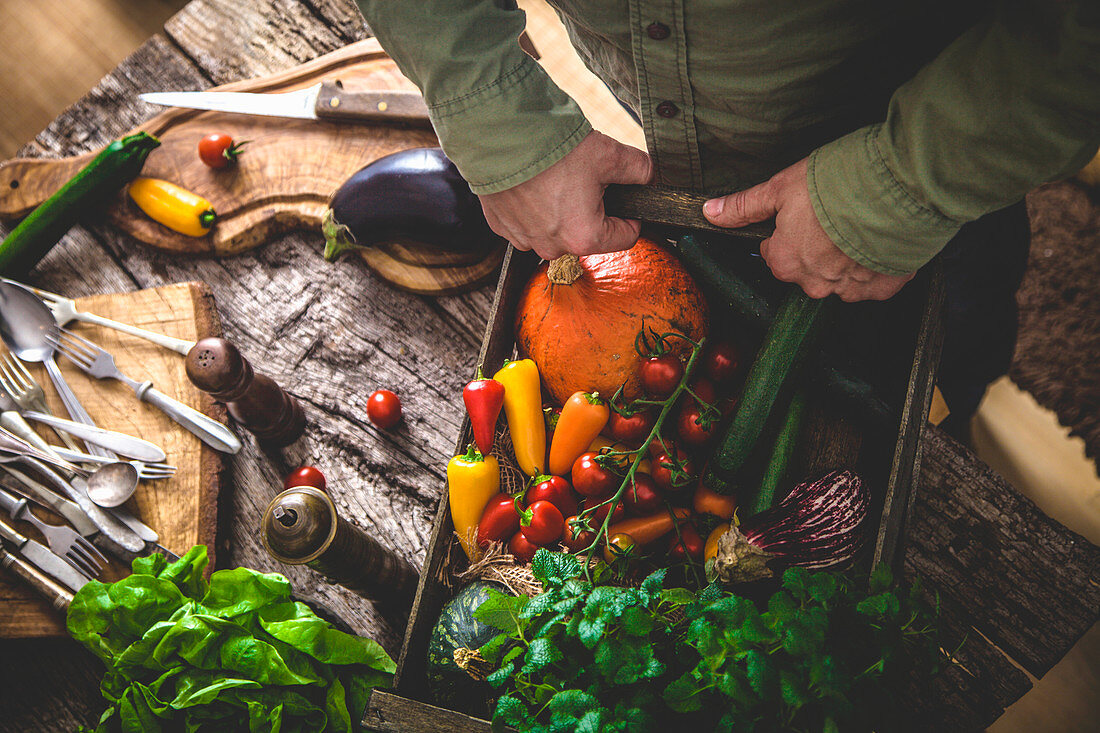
[68, 546, 395, 733]
[476, 550, 944, 733]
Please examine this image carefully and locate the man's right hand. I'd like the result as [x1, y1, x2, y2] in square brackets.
[479, 130, 653, 260]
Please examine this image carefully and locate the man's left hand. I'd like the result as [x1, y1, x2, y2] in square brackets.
[702, 158, 913, 302]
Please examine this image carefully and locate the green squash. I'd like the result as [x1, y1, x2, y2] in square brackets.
[426, 580, 512, 714]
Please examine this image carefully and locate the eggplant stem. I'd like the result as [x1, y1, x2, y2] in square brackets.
[713, 522, 776, 584]
[321, 208, 364, 261]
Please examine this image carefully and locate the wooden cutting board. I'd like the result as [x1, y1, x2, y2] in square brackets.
[0, 39, 505, 296]
[0, 282, 226, 638]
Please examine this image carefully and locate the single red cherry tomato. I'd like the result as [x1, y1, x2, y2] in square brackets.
[476, 495, 522, 549]
[520, 500, 565, 546]
[508, 531, 540, 562]
[562, 515, 596, 553]
[603, 532, 636, 564]
[367, 389, 402, 428]
[526, 475, 579, 519]
[198, 133, 247, 169]
[607, 408, 655, 447]
[283, 465, 326, 491]
[703, 340, 741, 385]
[650, 444, 696, 492]
[571, 452, 618, 497]
[668, 523, 705, 560]
[677, 404, 717, 447]
[622, 472, 662, 514]
[639, 354, 684, 398]
[581, 496, 626, 525]
[688, 377, 717, 405]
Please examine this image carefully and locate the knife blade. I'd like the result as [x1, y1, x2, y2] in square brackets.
[0, 514, 88, 593]
[140, 82, 432, 127]
[0, 467, 97, 537]
[18, 410, 167, 463]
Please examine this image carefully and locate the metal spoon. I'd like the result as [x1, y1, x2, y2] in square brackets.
[84, 461, 140, 507]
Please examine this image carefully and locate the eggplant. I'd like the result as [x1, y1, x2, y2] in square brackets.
[713, 469, 870, 585]
[321, 147, 496, 261]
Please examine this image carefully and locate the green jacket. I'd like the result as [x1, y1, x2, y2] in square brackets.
[355, 0, 1099, 274]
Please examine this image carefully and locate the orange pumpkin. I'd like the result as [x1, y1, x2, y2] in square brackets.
[514, 238, 708, 405]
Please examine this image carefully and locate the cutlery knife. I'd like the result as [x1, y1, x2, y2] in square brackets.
[18, 410, 167, 463]
[140, 82, 432, 127]
[0, 515, 88, 593]
[0, 467, 97, 537]
[0, 545, 75, 610]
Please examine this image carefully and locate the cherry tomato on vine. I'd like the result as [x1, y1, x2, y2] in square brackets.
[508, 531, 540, 562]
[283, 465, 326, 491]
[607, 408, 655, 446]
[668, 523, 704, 560]
[639, 353, 683, 398]
[563, 515, 596, 553]
[688, 377, 717, 405]
[198, 133, 247, 169]
[571, 451, 618, 497]
[703, 340, 741, 385]
[519, 500, 564, 546]
[367, 389, 402, 428]
[581, 496, 626, 525]
[526, 475, 579, 519]
[650, 444, 696, 492]
[622, 472, 662, 514]
[603, 532, 636, 564]
[476, 495, 522, 549]
[677, 404, 717, 447]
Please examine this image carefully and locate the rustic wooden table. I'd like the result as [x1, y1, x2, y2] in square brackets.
[0, 1, 1096, 730]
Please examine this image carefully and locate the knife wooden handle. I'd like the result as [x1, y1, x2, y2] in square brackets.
[314, 81, 433, 127]
[0, 546, 73, 611]
[604, 184, 775, 240]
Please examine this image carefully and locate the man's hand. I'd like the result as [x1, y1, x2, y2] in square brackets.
[703, 158, 913, 302]
[479, 130, 653, 260]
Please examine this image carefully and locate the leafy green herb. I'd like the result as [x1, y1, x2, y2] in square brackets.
[68, 546, 395, 732]
[477, 549, 943, 732]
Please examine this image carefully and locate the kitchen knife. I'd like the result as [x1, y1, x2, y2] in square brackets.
[0, 514, 88, 593]
[140, 82, 432, 127]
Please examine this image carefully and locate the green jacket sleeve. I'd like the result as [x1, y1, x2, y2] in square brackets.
[355, 0, 591, 195]
[808, 1, 1100, 275]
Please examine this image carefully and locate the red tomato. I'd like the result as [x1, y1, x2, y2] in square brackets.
[571, 452, 619, 497]
[668, 523, 705, 560]
[622, 472, 662, 514]
[650, 445, 696, 492]
[689, 377, 717, 405]
[563, 515, 596, 553]
[508, 532, 540, 562]
[283, 465, 326, 491]
[520, 500, 564, 546]
[703, 340, 741, 385]
[639, 354, 684, 398]
[580, 496, 626, 525]
[367, 389, 402, 429]
[476, 495, 522, 549]
[603, 532, 636, 564]
[526, 475, 579, 519]
[198, 133, 245, 169]
[607, 408, 655, 446]
[677, 404, 717, 447]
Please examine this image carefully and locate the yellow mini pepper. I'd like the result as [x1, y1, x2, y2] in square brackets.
[447, 444, 500, 561]
[493, 359, 545, 476]
[128, 177, 216, 236]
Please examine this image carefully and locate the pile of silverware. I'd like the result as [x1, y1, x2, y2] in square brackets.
[0, 279, 242, 601]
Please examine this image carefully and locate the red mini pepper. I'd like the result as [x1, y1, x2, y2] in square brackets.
[463, 366, 505, 456]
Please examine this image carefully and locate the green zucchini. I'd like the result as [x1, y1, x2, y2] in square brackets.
[744, 389, 806, 516]
[677, 234, 772, 324]
[0, 132, 160, 276]
[709, 289, 825, 488]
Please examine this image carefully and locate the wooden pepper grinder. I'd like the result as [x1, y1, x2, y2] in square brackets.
[185, 337, 306, 446]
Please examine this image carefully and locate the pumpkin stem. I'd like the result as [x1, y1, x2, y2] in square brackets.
[547, 254, 583, 284]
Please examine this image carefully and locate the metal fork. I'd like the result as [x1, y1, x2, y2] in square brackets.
[50, 446, 176, 481]
[0, 350, 83, 453]
[48, 328, 241, 454]
[0, 486, 106, 579]
[1, 278, 196, 356]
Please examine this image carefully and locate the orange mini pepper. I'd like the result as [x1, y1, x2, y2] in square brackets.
[549, 391, 610, 476]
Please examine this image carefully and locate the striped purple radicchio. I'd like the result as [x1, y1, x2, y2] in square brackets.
[713, 469, 870, 585]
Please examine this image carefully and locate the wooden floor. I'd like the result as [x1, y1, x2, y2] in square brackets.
[1, 0, 1096, 728]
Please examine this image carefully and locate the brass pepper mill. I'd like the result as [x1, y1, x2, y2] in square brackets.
[261, 486, 418, 623]
[185, 337, 306, 446]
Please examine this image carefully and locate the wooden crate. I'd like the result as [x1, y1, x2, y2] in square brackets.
[365, 237, 945, 732]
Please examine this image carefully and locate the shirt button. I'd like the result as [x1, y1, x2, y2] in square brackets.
[646, 22, 670, 40]
[656, 101, 679, 118]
